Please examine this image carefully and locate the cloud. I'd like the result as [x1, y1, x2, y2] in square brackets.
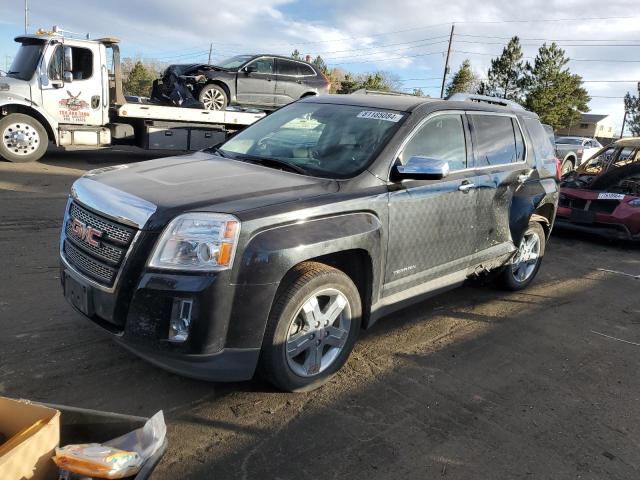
[0, 0, 637, 128]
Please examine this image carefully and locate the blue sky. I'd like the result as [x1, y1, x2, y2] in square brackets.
[1, 0, 639, 132]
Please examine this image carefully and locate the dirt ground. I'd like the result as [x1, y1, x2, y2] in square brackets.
[1, 148, 640, 479]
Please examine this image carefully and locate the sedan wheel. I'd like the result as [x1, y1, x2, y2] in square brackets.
[199, 85, 227, 111]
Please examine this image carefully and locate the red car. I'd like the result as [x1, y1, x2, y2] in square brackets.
[557, 137, 640, 241]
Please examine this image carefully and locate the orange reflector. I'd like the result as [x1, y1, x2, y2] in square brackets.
[224, 221, 238, 239]
[218, 243, 233, 266]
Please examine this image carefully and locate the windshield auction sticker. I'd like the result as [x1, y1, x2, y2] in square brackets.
[357, 111, 404, 122]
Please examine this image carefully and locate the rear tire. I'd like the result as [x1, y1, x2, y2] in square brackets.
[0, 113, 48, 163]
[199, 84, 228, 111]
[498, 222, 546, 291]
[259, 262, 361, 392]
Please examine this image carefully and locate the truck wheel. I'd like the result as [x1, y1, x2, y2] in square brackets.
[199, 84, 228, 111]
[561, 158, 574, 175]
[260, 262, 361, 392]
[0, 114, 48, 163]
[498, 222, 545, 291]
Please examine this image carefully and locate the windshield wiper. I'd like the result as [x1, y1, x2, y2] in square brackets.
[233, 154, 308, 175]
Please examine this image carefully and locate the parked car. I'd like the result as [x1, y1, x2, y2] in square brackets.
[555, 136, 603, 174]
[59, 93, 558, 392]
[166, 55, 331, 111]
[557, 137, 640, 241]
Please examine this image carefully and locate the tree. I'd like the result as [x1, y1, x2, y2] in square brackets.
[123, 61, 155, 97]
[479, 36, 526, 102]
[291, 49, 302, 60]
[337, 73, 360, 94]
[523, 43, 590, 130]
[312, 55, 328, 75]
[624, 84, 640, 136]
[412, 88, 425, 97]
[445, 59, 479, 97]
[336, 71, 400, 94]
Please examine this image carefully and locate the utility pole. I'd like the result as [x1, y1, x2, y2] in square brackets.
[24, 0, 28, 34]
[440, 23, 455, 99]
[207, 43, 213, 64]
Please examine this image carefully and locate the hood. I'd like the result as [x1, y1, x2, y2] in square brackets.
[0, 76, 32, 102]
[75, 151, 338, 230]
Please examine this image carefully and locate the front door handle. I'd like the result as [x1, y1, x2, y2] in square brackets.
[458, 182, 476, 192]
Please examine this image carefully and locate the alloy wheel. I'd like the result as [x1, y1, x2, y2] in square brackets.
[285, 288, 352, 377]
[202, 88, 226, 110]
[511, 231, 541, 283]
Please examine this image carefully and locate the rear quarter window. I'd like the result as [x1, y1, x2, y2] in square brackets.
[523, 118, 555, 162]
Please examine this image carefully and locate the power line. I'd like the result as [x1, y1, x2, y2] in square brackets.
[452, 49, 640, 63]
[321, 39, 449, 60]
[329, 49, 447, 65]
[456, 33, 640, 43]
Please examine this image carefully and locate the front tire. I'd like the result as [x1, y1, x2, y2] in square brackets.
[260, 262, 361, 392]
[498, 222, 546, 291]
[199, 84, 228, 111]
[0, 113, 48, 163]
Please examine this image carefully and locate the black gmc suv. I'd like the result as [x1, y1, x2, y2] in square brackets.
[60, 93, 559, 392]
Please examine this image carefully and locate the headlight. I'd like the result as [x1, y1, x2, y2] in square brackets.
[629, 198, 640, 207]
[149, 213, 240, 271]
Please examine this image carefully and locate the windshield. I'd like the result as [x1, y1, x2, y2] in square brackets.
[218, 102, 405, 179]
[8, 40, 45, 81]
[556, 137, 583, 145]
[216, 55, 254, 69]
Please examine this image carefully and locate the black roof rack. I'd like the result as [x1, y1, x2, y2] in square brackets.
[447, 93, 524, 110]
[350, 89, 428, 98]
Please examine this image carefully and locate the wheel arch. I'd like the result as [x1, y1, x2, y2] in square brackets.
[0, 103, 57, 143]
[509, 178, 558, 246]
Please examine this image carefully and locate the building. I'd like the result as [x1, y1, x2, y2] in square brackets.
[556, 114, 617, 139]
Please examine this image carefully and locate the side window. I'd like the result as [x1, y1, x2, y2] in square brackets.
[299, 64, 316, 76]
[400, 114, 467, 171]
[48, 46, 63, 81]
[512, 118, 526, 162]
[251, 57, 274, 74]
[523, 118, 555, 161]
[70, 46, 93, 80]
[276, 59, 298, 76]
[471, 114, 521, 167]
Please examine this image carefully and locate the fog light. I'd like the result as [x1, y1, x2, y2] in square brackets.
[169, 298, 193, 342]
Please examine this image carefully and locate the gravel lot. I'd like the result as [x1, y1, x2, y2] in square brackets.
[1, 149, 640, 479]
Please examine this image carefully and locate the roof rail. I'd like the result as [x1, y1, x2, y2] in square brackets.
[447, 93, 524, 110]
[350, 88, 425, 98]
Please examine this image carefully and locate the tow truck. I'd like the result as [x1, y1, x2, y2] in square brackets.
[0, 27, 264, 162]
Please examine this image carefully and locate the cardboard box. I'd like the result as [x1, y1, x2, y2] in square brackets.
[0, 397, 60, 480]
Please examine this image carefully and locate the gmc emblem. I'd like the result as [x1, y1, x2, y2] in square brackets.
[70, 218, 103, 247]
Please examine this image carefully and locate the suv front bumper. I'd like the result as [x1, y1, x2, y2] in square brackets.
[61, 263, 277, 382]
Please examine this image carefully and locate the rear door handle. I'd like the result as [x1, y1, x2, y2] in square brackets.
[458, 183, 476, 192]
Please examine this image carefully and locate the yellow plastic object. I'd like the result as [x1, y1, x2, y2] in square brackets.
[53, 443, 142, 479]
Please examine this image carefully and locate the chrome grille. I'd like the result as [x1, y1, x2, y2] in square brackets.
[62, 201, 138, 288]
[69, 202, 134, 245]
[64, 240, 118, 285]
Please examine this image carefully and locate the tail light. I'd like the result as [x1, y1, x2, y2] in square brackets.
[554, 157, 562, 181]
[320, 72, 331, 90]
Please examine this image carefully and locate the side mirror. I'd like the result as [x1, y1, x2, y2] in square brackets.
[63, 45, 73, 82]
[244, 64, 258, 74]
[393, 156, 450, 181]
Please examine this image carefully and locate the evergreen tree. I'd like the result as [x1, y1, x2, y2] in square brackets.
[123, 61, 154, 97]
[523, 43, 590, 129]
[312, 55, 329, 75]
[291, 49, 302, 60]
[412, 87, 425, 97]
[624, 84, 640, 136]
[445, 59, 478, 97]
[480, 36, 526, 102]
[337, 73, 360, 94]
